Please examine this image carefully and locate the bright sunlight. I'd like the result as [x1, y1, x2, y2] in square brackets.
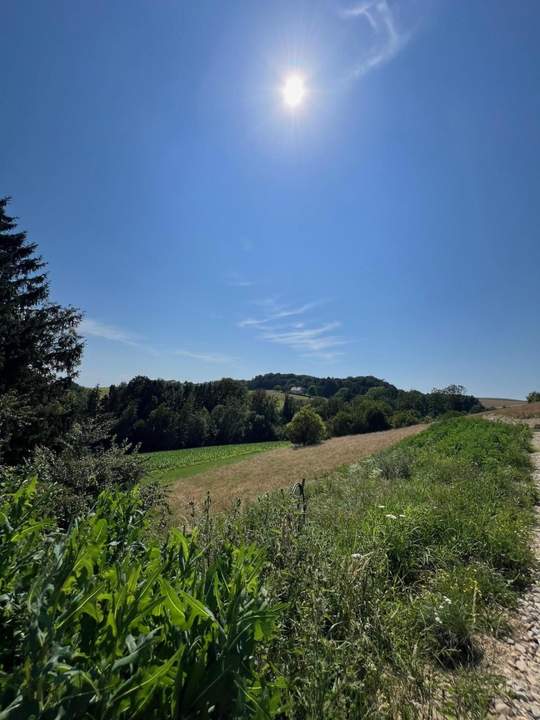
[281, 73, 307, 109]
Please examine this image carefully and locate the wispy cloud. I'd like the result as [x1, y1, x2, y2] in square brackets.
[80, 318, 142, 347]
[238, 300, 346, 361]
[228, 279, 255, 288]
[226, 273, 255, 288]
[341, 0, 410, 78]
[80, 318, 158, 355]
[175, 349, 238, 364]
[237, 317, 270, 328]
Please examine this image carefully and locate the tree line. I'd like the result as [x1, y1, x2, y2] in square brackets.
[76, 376, 483, 452]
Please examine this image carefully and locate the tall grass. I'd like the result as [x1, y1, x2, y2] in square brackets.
[202, 418, 536, 717]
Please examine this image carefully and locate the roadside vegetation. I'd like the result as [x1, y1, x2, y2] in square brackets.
[197, 417, 536, 717]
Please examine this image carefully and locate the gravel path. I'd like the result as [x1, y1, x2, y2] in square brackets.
[490, 432, 540, 719]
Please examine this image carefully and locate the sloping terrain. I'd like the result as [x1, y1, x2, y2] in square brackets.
[485, 401, 540, 427]
[479, 397, 526, 409]
[167, 424, 426, 517]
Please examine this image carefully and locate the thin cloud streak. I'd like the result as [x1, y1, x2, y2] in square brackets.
[226, 272, 255, 288]
[238, 301, 347, 360]
[80, 318, 158, 355]
[80, 318, 141, 346]
[341, 0, 410, 79]
[238, 300, 325, 328]
[227, 279, 255, 288]
[175, 349, 238, 364]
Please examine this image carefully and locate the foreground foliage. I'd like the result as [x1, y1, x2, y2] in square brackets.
[201, 418, 536, 718]
[0, 418, 534, 718]
[0, 481, 281, 719]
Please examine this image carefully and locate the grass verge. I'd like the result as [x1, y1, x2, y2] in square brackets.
[199, 417, 536, 718]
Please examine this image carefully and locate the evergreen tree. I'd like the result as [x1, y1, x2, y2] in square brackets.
[0, 197, 83, 462]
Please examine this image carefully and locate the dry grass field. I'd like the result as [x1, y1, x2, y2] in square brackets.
[479, 397, 526, 409]
[168, 424, 427, 518]
[487, 401, 540, 422]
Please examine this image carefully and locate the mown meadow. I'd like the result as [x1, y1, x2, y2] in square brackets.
[144, 440, 288, 484]
[1, 417, 536, 718]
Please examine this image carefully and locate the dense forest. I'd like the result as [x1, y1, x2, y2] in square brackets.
[247, 372, 395, 397]
[74, 375, 484, 453]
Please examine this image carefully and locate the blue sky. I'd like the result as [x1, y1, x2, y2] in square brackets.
[2, 1, 539, 397]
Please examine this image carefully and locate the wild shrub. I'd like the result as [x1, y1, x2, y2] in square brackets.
[27, 417, 146, 526]
[371, 446, 414, 481]
[286, 406, 325, 445]
[391, 409, 420, 428]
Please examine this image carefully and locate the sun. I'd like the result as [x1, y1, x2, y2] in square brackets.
[281, 73, 307, 109]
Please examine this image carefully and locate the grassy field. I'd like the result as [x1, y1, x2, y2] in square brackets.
[143, 440, 288, 484]
[489, 400, 540, 420]
[168, 424, 426, 517]
[479, 397, 526, 409]
[199, 417, 536, 717]
[254, 388, 311, 408]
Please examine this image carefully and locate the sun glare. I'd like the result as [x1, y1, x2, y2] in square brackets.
[281, 73, 307, 109]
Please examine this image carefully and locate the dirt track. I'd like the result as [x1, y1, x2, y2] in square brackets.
[488, 432, 540, 718]
[168, 424, 426, 518]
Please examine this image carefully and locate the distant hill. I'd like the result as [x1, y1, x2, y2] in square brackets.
[247, 373, 395, 398]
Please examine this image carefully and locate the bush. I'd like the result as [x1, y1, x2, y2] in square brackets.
[363, 404, 390, 432]
[330, 409, 354, 436]
[0, 478, 282, 718]
[527, 391, 540, 403]
[350, 398, 390, 433]
[27, 418, 146, 526]
[391, 410, 420, 428]
[286, 406, 325, 446]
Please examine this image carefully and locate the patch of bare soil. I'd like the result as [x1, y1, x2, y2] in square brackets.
[167, 424, 426, 519]
[488, 432, 540, 719]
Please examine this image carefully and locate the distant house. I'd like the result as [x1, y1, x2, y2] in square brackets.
[290, 386, 305, 395]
